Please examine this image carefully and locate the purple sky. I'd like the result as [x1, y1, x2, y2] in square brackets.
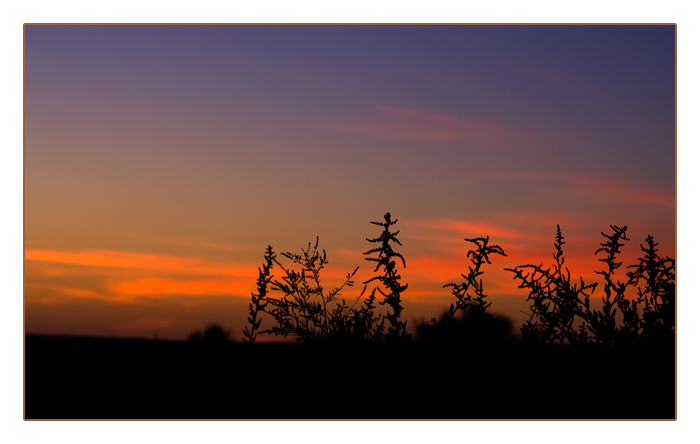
[24, 25, 675, 340]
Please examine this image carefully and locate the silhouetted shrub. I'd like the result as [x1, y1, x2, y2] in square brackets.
[581, 224, 632, 344]
[422, 235, 508, 343]
[241, 213, 408, 343]
[627, 235, 675, 344]
[506, 225, 596, 344]
[582, 229, 675, 345]
[258, 237, 367, 342]
[507, 225, 675, 346]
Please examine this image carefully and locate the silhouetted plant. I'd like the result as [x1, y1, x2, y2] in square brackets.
[582, 225, 633, 344]
[363, 213, 411, 341]
[241, 214, 674, 347]
[442, 236, 507, 320]
[506, 225, 597, 344]
[579, 226, 675, 345]
[260, 237, 365, 342]
[344, 285, 386, 342]
[626, 235, 675, 344]
[425, 236, 507, 342]
[242, 246, 276, 344]
[507, 224, 675, 346]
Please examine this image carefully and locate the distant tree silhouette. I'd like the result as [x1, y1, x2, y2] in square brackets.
[363, 213, 411, 341]
[189, 323, 232, 343]
[417, 306, 515, 345]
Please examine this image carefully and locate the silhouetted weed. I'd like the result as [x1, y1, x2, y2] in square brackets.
[363, 212, 412, 341]
[506, 225, 598, 344]
[259, 237, 364, 342]
[582, 225, 632, 344]
[242, 215, 674, 347]
[420, 236, 508, 342]
[443, 236, 507, 318]
[507, 225, 675, 346]
[626, 235, 675, 344]
[242, 246, 275, 343]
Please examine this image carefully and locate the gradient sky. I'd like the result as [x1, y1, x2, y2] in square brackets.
[24, 25, 676, 340]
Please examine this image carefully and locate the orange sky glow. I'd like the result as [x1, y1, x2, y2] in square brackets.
[24, 25, 675, 340]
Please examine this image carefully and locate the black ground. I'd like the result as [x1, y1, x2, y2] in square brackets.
[24, 334, 675, 420]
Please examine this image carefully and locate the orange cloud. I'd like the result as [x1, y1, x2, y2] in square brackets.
[110, 278, 252, 298]
[24, 248, 263, 305]
[25, 249, 258, 278]
[24, 247, 369, 306]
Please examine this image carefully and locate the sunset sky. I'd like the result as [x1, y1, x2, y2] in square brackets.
[24, 25, 676, 340]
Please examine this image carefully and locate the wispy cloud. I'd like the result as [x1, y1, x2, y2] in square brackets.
[335, 106, 561, 146]
[109, 278, 252, 298]
[480, 171, 675, 209]
[24, 249, 259, 304]
[406, 218, 537, 242]
[25, 249, 257, 279]
[25, 248, 366, 305]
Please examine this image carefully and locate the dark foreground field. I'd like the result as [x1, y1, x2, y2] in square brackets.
[24, 334, 675, 420]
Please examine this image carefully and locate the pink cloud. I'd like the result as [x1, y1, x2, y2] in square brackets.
[335, 106, 561, 145]
[403, 218, 540, 250]
[480, 171, 675, 209]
